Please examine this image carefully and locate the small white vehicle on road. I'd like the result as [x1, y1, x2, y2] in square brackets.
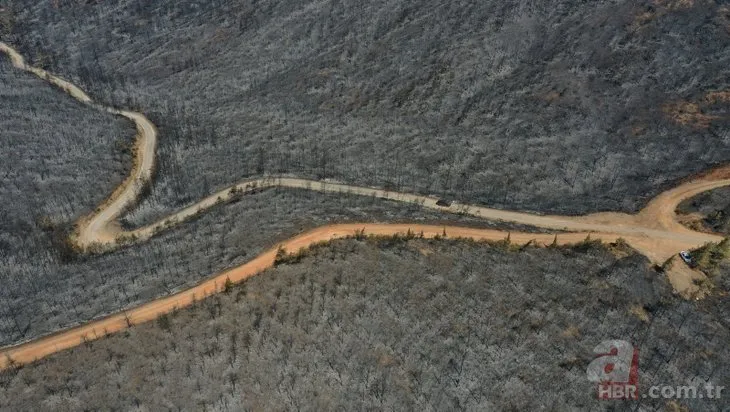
[679, 251, 693, 265]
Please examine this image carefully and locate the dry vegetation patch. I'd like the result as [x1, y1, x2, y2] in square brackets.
[705, 89, 730, 104]
[663, 88, 730, 129]
[633, 0, 723, 30]
[662, 100, 718, 129]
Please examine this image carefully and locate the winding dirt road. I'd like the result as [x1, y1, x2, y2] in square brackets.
[1, 41, 728, 370]
[0, 42, 158, 246]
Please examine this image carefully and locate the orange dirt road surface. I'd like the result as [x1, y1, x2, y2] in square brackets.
[0, 224, 627, 370]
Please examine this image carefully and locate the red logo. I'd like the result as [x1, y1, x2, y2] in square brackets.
[586, 340, 639, 400]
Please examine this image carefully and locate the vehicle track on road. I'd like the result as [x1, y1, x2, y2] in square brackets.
[1, 41, 727, 369]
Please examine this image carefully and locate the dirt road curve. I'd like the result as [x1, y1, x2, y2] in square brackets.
[1, 42, 728, 369]
[0, 42, 158, 245]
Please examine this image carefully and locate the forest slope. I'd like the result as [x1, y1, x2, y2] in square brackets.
[0, 178, 535, 348]
[1, 239, 727, 411]
[4, 0, 729, 221]
[0, 58, 133, 256]
[0, 56, 136, 344]
[2, 37, 544, 349]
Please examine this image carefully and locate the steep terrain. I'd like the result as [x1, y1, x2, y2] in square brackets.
[1, 239, 727, 411]
[4, 0, 729, 218]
